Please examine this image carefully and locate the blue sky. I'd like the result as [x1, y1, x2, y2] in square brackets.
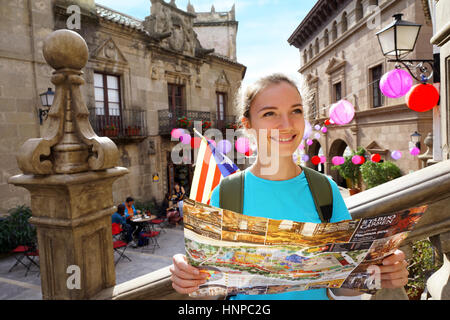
[94, 0, 317, 88]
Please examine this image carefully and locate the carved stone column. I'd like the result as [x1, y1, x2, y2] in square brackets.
[8, 29, 128, 300]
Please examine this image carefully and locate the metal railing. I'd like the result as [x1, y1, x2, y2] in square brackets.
[89, 108, 147, 139]
[158, 109, 211, 135]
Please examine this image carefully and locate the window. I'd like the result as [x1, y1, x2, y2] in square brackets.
[167, 83, 185, 116]
[309, 44, 313, 59]
[332, 21, 338, 41]
[324, 29, 329, 47]
[315, 38, 320, 55]
[94, 72, 121, 116]
[342, 12, 348, 33]
[216, 92, 227, 121]
[333, 82, 342, 102]
[310, 92, 318, 119]
[303, 50, 308, 64]
[355, 0, 363, 21]
[370, 65, 384, 108]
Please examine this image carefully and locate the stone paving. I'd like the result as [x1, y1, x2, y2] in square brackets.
[0, 223, 186, 300]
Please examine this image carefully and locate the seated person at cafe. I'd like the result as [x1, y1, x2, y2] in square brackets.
[112, 204, 135, 244]
[123, 196, 141, 219]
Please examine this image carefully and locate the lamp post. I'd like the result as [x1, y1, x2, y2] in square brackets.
[38, 87, 54, 124]
[376, 14, 434, 83]
[411, 131, 422, 150]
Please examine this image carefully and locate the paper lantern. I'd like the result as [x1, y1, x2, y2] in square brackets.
[217, 140, 232, 154]
[410, 147, 420, 156]
[321, 127, 328, 133]
[332, 156, 341, 166]
[311, 156, 321, 165]
[235, 137, 250, 154]
[303, 120, 312, 140]
[406, 84, 439, 112]
[379, 69, 413, 98]
[190, 137, 201, 149]
[302, 154, 310, 162]
[314, 124, 321, 131]
[180, 133, 191, 145]
[391, 150, 402, 160]
[314, 133, 321, 140]
[244, 149, 253, 157]
[324, 119, 331, 126]
[319, 156, 326, 164]
[371, 153, 381, 163]
[352, 155, 362, 165]
[306, 139, 313, 146]
[298, 143, 305, 150]
[359, 156, 365, 165]
[329, 100, 355, 125]
[171, 128, 183, 139]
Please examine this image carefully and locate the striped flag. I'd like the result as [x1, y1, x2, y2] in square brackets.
[189, 129, 239, 204]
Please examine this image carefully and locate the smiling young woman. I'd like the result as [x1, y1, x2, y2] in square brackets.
[170, 73, 410, 301]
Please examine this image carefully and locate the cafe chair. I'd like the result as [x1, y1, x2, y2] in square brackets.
[149, 217, 166, 234]
[111, 223, 123, 241]
[139, 231, 160, 253]
[113, 239, 132, 265]
[8, 245, 32, 273]
[24, 245, 40, 277]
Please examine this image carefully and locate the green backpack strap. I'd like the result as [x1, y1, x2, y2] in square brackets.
[219, 171, 245, 214]
[300, 166, 333, 223]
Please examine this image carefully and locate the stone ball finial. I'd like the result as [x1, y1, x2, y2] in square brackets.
[43, 29, 89, 70]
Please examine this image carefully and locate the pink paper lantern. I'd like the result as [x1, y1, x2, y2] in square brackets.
[306, 139, 313, 146]
[379, 69, 413, 99]
[329, 100, 355, 125]
[410, 147, 420, 156]
[332, 156, 344, 166]
[217, 140, 232, 154]
[235, 137, 250, 154]
[352, 155, 361, 165]
[302, 154, 309, 162]
[171, 128, 183, 139]
[319, 156, 326, 164]
[321, 127, 327, 133]
[180, 133, 191, 145]
[298, 143, 305, 150]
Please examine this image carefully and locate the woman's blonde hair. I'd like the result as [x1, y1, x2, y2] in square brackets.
[235, 73, 309, 124]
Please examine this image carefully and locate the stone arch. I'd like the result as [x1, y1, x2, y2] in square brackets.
[355, 0, 363, 21]
[329, 138, 350, 187]
[331, 21, 338, 41]
[306, 140, 323, 173]
[323, 29, 329, 47]
[303, 49, 308, 64]
[309, 44, 313, 59]
[341, 11, 348, 33]
[314, 38, 320, 55]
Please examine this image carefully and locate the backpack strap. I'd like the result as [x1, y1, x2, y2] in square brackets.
[300, 166, 333, 223]
[219, 171, 245, 214]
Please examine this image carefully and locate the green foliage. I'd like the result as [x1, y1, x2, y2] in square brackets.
[331, 147, 366, 188]
[360, 160, 402, 189]
[134, 199, 163, 216]
[406, 240, 442, 299]
[0, 205, 36, 254]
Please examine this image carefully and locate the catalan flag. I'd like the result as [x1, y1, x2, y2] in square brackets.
[189, 129, 239, 204]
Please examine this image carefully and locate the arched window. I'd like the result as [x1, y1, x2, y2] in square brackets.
[315, 38, 320, 55]
[324, 29, 329, 47]
[303, 50, 308, 64]
[332, 21, 338, 41]
[309, 44, 313, 59]
[355, 0, 363, 21]
[341, 12, 348, 33]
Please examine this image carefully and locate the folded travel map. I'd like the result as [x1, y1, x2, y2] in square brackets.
[183, 198, 427, 297]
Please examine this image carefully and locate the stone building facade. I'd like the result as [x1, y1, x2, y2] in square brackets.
[0, 0, 245, 214]
[288, 0, 434, 188]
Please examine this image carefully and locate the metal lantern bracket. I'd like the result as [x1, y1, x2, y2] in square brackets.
[391, 59, 435, 83]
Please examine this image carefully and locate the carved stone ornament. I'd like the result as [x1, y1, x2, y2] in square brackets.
[16, 29, 119, 175]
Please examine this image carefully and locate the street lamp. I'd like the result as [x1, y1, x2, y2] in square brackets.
[38, 87, 54, 124]
[410, 131, 421, 150]
[376, 14, 434, 83]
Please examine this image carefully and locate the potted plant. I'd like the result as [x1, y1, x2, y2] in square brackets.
[360, 160, 402, 189]
[331, 147, 366, 195]
[104, 124, 118, 136]
[225, 122, 238, 130]
[202, 120, 211, 130]
[177, 116, 192, 129]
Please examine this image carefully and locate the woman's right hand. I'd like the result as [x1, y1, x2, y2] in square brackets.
[170, 254, 208, 294]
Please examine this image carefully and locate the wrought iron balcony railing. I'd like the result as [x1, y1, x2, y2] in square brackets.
[89, 108, 147, 139]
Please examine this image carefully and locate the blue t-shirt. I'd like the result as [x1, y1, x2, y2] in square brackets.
[111, 212, 126, 226]
[210, 169, 352, 300]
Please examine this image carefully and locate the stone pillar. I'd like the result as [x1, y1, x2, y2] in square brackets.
[8, 29, 128, 300]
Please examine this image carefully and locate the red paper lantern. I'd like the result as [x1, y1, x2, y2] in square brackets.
[190, 137, 201, 149]
[371, 154, 381, 163]
[324, 119, 331, 126]
[406, 84, 439, 112]
[244, 149, 253, 157]
[311, 156, 321, 165]
[359, 156, 365, 165]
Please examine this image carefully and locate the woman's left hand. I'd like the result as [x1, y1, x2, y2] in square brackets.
[376, 249, 409, 289]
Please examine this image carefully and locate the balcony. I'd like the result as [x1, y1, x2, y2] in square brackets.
[89, 108, 147, 142]
[158, 109, 238, 135]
